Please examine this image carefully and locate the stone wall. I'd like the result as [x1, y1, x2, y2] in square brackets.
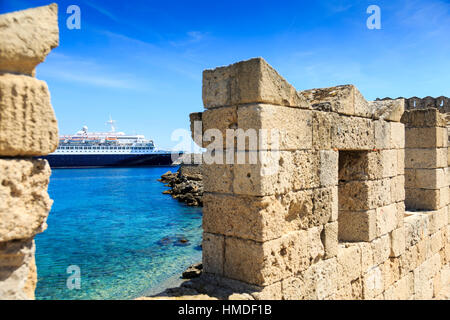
[377, 97, 450, 114]
[0, 4, 59, 299]
[177, 58, 450, 300]
[402, 109, 448, 211]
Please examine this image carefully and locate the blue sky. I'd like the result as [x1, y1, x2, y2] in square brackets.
[1, 0, 449, 149]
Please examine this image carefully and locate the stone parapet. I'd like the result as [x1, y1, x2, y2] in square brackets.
[0, 4, 58, 300]
[173, 58, 450, 300]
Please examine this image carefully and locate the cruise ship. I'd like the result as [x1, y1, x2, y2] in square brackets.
[42, 118, 182, 168]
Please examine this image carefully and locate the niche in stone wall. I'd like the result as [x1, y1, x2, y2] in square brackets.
[337, 150, 376, 242]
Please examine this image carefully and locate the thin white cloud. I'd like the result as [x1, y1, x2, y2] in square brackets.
[41, 69, 135, 89]
[319, 0, 354, 14]
[395, 0, 450, 27]
[37, 52, 151, 90]
[98, 30, 203, 81]
[99, 30, 160, 49]
[83, 0, 121, 23]
[169, 31, 209, 47]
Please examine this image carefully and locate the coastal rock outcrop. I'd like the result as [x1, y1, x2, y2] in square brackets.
[182, 263, 203, 279]
[159, 164, 203, 207]
[0, 4, 58, 300]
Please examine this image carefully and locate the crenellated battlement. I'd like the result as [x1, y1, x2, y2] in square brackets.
[377, 96, 450, 113]
[165, 58, 450, 300]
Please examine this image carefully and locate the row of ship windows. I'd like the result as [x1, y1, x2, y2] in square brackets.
[58, 146, 153, 150]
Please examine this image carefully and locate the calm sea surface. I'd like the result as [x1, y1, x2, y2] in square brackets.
[35, 167, 203, 300]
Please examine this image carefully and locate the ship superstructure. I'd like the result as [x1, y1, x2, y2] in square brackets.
[42, 118, 180, 168]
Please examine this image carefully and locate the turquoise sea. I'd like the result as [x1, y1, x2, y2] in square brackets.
[34, 167, 203, 300]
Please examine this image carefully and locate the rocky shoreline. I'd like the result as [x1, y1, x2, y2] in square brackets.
[158, 164, 203, 207]
[182, 262, 203, 279]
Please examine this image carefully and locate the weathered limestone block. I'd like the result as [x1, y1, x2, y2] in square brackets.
[310, 258, 339, 299]
[337, 245, 362, 287]
[223, 230, 316, 286]
[338, 179, 391, 211]
[237, 104, 312, 151]
[333, 278, 363, 300]
[397, 149, 405, 174]
[448, 148, 450, 167]
[0, 74, 58, 156]
[189, 112, 203, 147]
[390, 122, 405, 149]
[405, 169, 416, 189]
[413, 168, 448, 189]
[322, 222, 338, 259]
[413, 253, 441, 299]
[391, 175, 405, 203]
[281, 275, 315, 300]
[0, 239, 36, 300]
[368, 99, 405, 122]
[441, 264, 450, 290]
[233, 150, 320, 196]
[401, 108, 447, 128]
[338, 150, 382, 181]
[202, 163, 233, 193]
[395, 202, 406, 229]
[405, 148, 447, 169]
[400, 245, 419, 274]
[374, 120, 391, 150]
[202, 58, 309, 109]
[0, 4, 59, 76]
[383, 271, 413, 300]
[0, 158, 52, 242]
[352, 243, 374, 274]
[375, 203, 398, 237]
[405, 187, 448, 211]
[331, 116, 375, 150]
[203, 188, 336, 242]
[426, 207, 448, 235]
[330, 186, 339, 222]
[302, 85, 359, 116]
[405, 127, 448, 149]
[202, 233, 224, 276]
[196, 103, 314, 151]
[390, 228, 406, 258]
[282, 258, 340, 300]
[201, 106, 237, 149]
[338, 210, 376, 242]
[302, 85, 404, 121]
[381, 150, 399, 178]
[319, 150, 338, 187]
[362, 265, 384, 299]
[381, 257, 401, 290]
[312, 111, 334, 149]
[416, 239, 430, 266]
[429, 230, 443, 255]
[338, 150, 401, 182]
[371, 234, 391, 266]
[307, 226, 325, 262]
[446, 167, 450, 188]
[248, 282, 283, 300]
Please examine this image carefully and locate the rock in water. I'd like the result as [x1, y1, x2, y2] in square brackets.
[182, 263, 203, 279]
[158, 164, 203, 207]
